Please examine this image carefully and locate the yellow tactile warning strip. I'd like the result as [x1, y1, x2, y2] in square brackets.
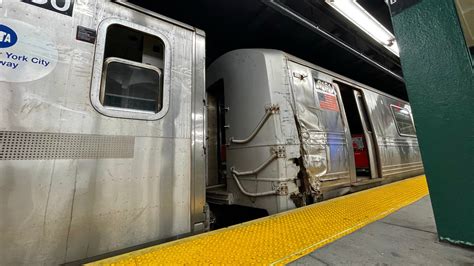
[90, 175, 429, 265]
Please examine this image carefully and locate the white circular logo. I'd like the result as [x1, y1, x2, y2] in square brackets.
[0, 18, 58, 82]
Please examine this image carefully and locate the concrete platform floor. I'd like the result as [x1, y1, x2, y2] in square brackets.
[291, 196, 474, 265]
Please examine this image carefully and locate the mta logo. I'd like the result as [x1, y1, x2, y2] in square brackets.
[0, 24, 18, 48]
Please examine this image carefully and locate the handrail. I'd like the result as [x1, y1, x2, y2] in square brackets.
[231, 153, 278, 176]
[230, 147, 286, 197]
[230, 105, 279, 144]
[231, 172, 279, 197]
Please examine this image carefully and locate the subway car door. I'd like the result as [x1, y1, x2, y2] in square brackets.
[353, 90, 380, 179]
[337, 83, 380, 181]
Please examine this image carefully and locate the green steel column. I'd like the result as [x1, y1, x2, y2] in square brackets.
[390, 0, 474, 245]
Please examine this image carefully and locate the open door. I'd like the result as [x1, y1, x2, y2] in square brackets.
[338, 83, 380, 182]
[206, 79, 227, 188]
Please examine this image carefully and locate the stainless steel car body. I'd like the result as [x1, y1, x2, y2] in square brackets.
[207, 49, 423, 214]
[0, 1, 206, 264]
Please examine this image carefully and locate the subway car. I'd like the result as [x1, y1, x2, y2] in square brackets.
[206, 49, 424, 218]
[0, 1, 206, 264]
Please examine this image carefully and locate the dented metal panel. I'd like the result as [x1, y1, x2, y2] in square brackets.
[286, 53, 423, 182]
[288, 61, 351, 193]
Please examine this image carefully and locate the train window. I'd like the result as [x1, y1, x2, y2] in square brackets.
[390, 105, 416, 137]
[91, 19, 171, 120]
[101, 58, 161, 112]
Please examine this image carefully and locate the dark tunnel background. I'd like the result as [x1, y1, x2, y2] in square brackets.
[129, 0, 408, 100]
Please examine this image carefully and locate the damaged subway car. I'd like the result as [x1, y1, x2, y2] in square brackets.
[0, 1, 422, 264]
[206, 49, 423, 216]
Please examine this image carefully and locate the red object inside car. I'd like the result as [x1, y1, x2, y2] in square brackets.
[352, 134, 369, 169]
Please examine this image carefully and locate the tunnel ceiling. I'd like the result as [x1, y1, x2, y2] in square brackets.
[128, 0, 407, 100]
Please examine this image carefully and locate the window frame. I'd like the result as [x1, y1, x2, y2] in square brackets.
[390, 104, 417, 137]
[100, 57, 163, 112]
[91, 18, 171, 120]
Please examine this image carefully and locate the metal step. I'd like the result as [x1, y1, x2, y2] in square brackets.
[206, 189, 234, 205]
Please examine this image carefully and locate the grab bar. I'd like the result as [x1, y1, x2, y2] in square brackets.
[230, 146, 286, 197]
[230, 105, 279, 144]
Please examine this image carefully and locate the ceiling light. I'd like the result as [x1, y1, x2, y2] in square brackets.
[326, 0, 400, 56]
